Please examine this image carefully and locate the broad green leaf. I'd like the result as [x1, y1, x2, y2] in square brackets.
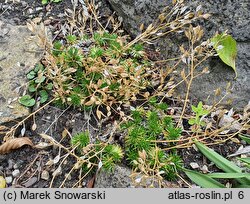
[46, 83, 53, 90]
[197, 101, 203, 110]
[208, 173, 250, 179]
[41, 0, 48, 5]
[19, 95, 36, 107]
[194, 140, 250, 185]
[27, 71, 36, 80]
[34, 63, 44, 72]
[191, 105, 198, 113]
[39, 90, 49, 104]
[239, 158, 250, 165]
[200, 121, 207, 127]
[28, 84, 36, 93]
[35, 75, 46, 84]
[188, 118, 196, 125]
[239, 134, 250, 144]
[200, 109, 209, 115]
[211, 33, 237, 77]
[184, 169, 225, 188]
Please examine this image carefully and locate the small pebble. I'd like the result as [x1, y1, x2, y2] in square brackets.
[8, 159, 14, 169]
[5, 169, 12, 176]
[57, 13, 66, 18]
[190, 162, 199, 169]
[0, 155, 5, 163]
[12, 169, 20, 178]
[13, 164, 19, 169]
[45, 116, 51, 120]
[27, 8, 33, 14]
[201, 165, 209, 173]
[241, 140, 247, 145]
[21, 1, 27, 7]
[41, 170, 50, 180]
[66, 174, 72, 181]
[24, 177, 37, 188]
[5, 176, 13, 184]
[36, 7, 43, 12]
[13, 160, 24, 169]
[44, 19, 51, 26]
[192, 144, 198, 151]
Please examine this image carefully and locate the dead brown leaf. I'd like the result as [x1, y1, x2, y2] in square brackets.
[86, 175, 96, 188]
[0, 137, 34, 154]
[0, 126, 8, 131]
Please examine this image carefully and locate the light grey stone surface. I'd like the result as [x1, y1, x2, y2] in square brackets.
[0, 20, 43, 124]
[5, 176, 13, 184]
[12, 169, 20, 178]
[107, 0, 250, 109]
[95, 165, 132, 188]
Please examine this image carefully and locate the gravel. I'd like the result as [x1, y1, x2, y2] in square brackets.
[41, 170, 50, 181]
[190, 162, 200, 169]
[12, 169, 20, 178]
[5, 176, 13, 184]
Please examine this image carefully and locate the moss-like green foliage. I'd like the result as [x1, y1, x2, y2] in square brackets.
[122, 103, 182, 180]
[71, 131, 90, 149]
[71, 131, 123, 172]
[42, 32, 151, 113]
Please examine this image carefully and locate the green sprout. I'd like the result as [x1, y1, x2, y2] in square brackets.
[188, 101, 209, 129]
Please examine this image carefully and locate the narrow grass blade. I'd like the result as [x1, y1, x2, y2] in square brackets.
[208, 173, 250, 179]
[238, 158, 250, 165]
[194, 140, 250, 185]
[184, 169, 225, 188]
[236, 184, 250, 188]
[239, 134, 250, 144]
[194, 141, 242, 172]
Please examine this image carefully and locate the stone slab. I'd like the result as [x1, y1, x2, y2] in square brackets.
[95, 165, 132, 188]
[0, 20, 43, 124]
[108, 0, 250, 109]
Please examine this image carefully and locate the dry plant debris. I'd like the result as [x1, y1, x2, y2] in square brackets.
[0, 137, 34, 154]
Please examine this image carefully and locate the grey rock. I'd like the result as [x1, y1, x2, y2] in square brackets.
[5, 169, 12, 176]
[7, 159, 14, 169]
[21, 1, 28, 7]
[13, 160, 23, 169]
[0, 155, 5, 163]
[108, 0, 250, 109]
[23, 177, 37, 187]
[107, 0, 167, 37]
[27, 8, 34, 14]
[35, 7, 43, 12]
[13, 164, 19, 170]
[0, 20, 44, 124]
[201, 165, 209, 173]
[12, 169, 20, 178]
[190, 162, 199, 169]
[95, 165, 132, 188]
